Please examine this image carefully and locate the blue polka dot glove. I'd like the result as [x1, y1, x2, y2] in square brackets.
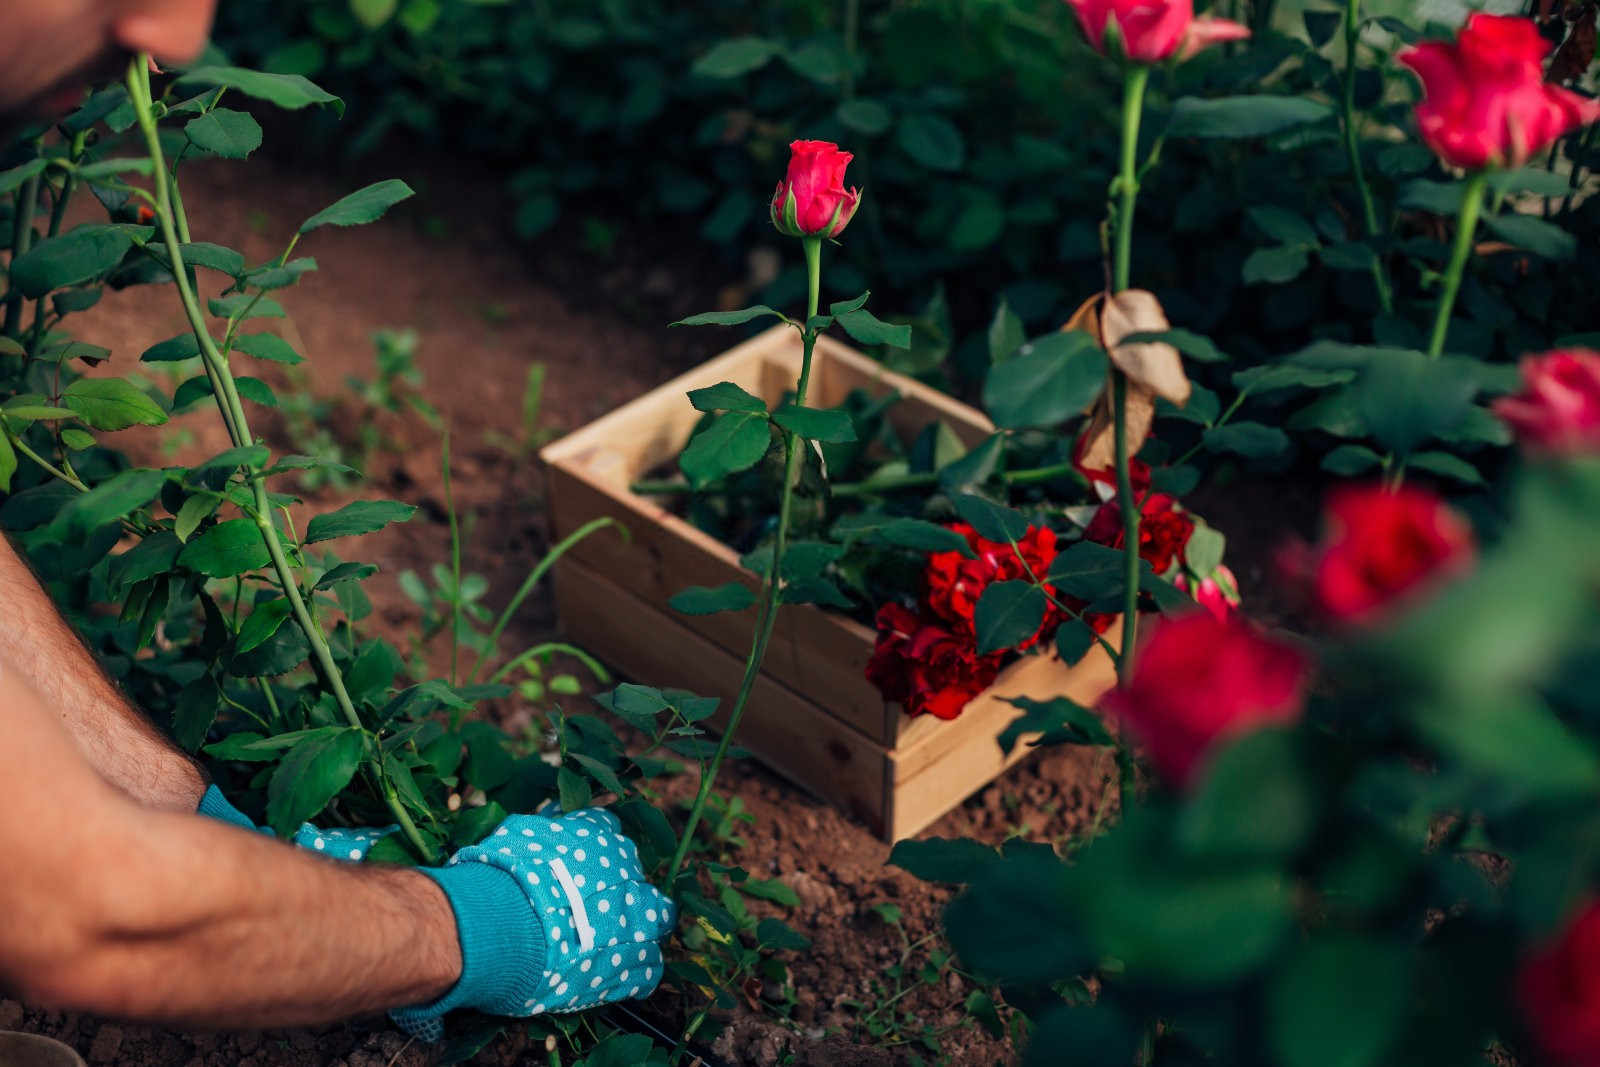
[390, 806, 676, 1042]
[196, 785, 396, 860]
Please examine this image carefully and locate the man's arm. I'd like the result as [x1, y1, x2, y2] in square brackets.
[0, 533, 206, 811]
[0, 657, 463, 1026]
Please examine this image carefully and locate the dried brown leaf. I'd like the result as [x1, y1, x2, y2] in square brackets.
[1101, 290, 1192, 407]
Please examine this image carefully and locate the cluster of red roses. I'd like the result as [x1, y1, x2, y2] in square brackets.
[864, 462, 1222, 720]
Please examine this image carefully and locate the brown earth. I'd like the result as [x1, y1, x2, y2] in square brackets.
[8, 150, 1314, 1067]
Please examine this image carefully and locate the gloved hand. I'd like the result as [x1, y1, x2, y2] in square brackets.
[197, 784, 396, 861]
[391, 806, 676, 1041]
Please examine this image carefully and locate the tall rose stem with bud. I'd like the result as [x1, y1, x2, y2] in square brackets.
[1427, 171, 1488, 360]
[666, 236, 825, 886]
[1111, 64, 1150, 683]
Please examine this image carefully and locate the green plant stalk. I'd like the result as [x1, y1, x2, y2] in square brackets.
[1427, 170, 1488, 359]
[1339, 0, 1393, 314]
[1111, 65, 1148, 683]
[442, 431, 463, 690]
[666, 236, 824, 885]
[4, 170, 40, 338]
[126, 57, 433, 862]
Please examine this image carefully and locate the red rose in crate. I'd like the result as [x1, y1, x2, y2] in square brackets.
[1064, 0, 1250, 65]
[1400, 13, 1600, 171]
[770, 140, 861, 239]
[1101, 613, 1310, 789]
[1493, 349, 1600, 455]
[1518, 900, 1600, 1066]
[1084, 492, 1195, 576]
[865, 603, 1003, 720]
[1306, 486, 1475, 625]
[926, 522, 1060, 648]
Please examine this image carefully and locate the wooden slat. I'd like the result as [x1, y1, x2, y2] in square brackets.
[554, 558, 893, 834]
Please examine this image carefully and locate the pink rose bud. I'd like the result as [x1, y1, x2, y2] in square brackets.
[1493, 349, 1600, 455]
[1064, 0, 1250, 65]
[1400, 13, 1600, 171]
[770, 140, 861, 239]
[1177, 565, 1242, 622]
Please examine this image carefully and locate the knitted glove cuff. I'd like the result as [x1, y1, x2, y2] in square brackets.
[196, 785, 259, 831]
[394, 861, 549, 1026]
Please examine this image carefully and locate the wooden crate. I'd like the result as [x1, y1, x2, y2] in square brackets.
[540, 325, 1117, 840]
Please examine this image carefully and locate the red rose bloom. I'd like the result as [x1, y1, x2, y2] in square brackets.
[865, 603, 1002, 720]
[1064, 0, 1251, 65]
[1400, 14, 1600, 171]
[926, 522, 1059, 648]
[1100, 613, 1310, 789]
[1177, 564, 1241, 622]
[1310, 486, 1475, 624]
[770, 140, 861, 239]
[1518, 901, 1600, 1067]
[1493, 349, 1600, 455]
[1084, 492, 1195, 576]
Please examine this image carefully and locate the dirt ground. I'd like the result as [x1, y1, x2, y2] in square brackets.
[8, 152, 1318, 1066]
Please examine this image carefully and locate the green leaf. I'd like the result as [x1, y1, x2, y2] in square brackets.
[10, 226, 135, 298]
[162, 242, 245, 277]
[265, 728, 365, 835]
[235, 598, 293, 654]
[1405, 450, 1483, 486]
[140, 333, 202, 363]
[974, 580, 1047, 655]
[1490, 167, 1575, 198]
[304, 500, 417, 544]
[998, 695, 1112, 754]
[1234, 364, 1356, 395]
[987, 299, 1026, 363]
[888, 837, 998, 884]
[232, 332, 303, 365]
[0, 433, 15, 493]
[673, 305, 788, 327]
[1203, 422, 1291, 459]
[1045, 542, 1126, 600]
[835, 307, 912, 349]
[1242, 245, 1311, 285]
[780, 576, 853, 608]
[740, 877, 801, 907]
[837, 98, 893, 135]
[1354, 350, 1477, 455]
[189, 445, 270, 478]
[1398, 179, 1469, 215]
[173, 493, 218, 543]
[983, 331, 1106, 429]
[172, 674, 220, 752]
[59, 427, 95, 451]
[1184, 522, 1226, 576]
[43, 467, 165, 541]
[184, 109, 263, 159]
[937, 434, 1004, 490]
[1483, 212, 1577, 260]
[771, 404, 856, 442]
[669, 582, 755, 615]
[1168, 95, 1333, 139]
[679, 411, 771, 487]
[0, 158, 47, 196]
[687, 381, 767, 414]
[557, 766, 592, 813]
[179, 518, 271, 578]
[299, 179, 414, 234]
[755, 917, 811, 951]
[951, 492, 1029, 543]
[830, 514, 974, 556]
[243, 257, 318, 291]
[895, 113, 966, 171]
[350, 0, 399, 29]
[1268, 939, 1410, 1067]
[691, 37, 779, 78]
[1248, 206, 1319, 248]
[1321, 444, 1384, 476]
[175, 67, 344, 115]
[1177, 729, 1315, 860]
[314, 562, 378, 590]
[208, 293, 285, 320]
[74, 158, 154, 182]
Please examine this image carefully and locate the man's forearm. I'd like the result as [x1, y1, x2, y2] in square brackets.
[0, 533, 205, 810]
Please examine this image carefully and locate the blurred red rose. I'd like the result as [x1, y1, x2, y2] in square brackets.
[1308, 486, 1475, 624]
[770, 140, 861, 238]
[865, 603, 1002, 720]
[1084, 492, 1195, 576]
[1177, 564, 1241, 622]
[1100, 613, 1310, 788]
[1518, 901, 1600, 1067]
[1072, 427, 1153, 500]
[1400, 13, 1600, 171]
[926, 521, 1059, 648]
[1493, 349, 1600, 455]
[1064, 0, 1250, 65]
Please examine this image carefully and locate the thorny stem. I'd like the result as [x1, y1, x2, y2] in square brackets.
[667, 236, 824, 885]
[1340, 0, 1393, 313]
[1111, 65, 1147, 683]
[127, 57, 434, 862]
[1427, 170, 1488, 360]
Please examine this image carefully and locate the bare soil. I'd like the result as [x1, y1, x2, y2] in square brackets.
[9, 152, 1315, 1066]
